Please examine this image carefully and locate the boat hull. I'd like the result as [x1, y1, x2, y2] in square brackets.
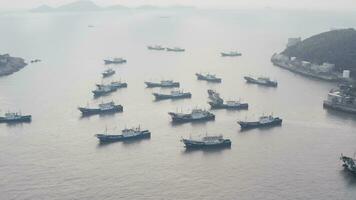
[323, 101, 356, 114]
[145, 82, 180, 88]
[78, 105, 123, 116]
[0, 115, 32, 123]
[238, 118, 282, 130]
[92, 88, 117, 97]
[221, 53, 242, 57]
[96, 131, 151, 143]
[244, 76, 277, 87]
[166, 48, 185, 52]
[153, 93, 191, 100]
[209, 102, 249, 110]
[102, 73, 115, 78]
[104, 60, 127, 64]
[182, 139, 231, 149]
[196, 74, 222, 83]
[169, 113, 215, 123]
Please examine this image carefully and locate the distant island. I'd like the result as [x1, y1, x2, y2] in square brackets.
[271, 28, 356, 81]
[30, 0, 195, 13]
[0, 54, 27, 77]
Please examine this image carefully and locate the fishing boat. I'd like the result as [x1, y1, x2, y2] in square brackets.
[168, 109, 215, 123]
[221, 51, 242, 57]
[237, 115, 282, 130]
[102, 68, 115, 78]
[153, 90, 191, 100]
[78, 101, 123, 116]
[0, 112, 31, 123]
[244, 76, 277, 87]
[181, 134, 231, 149]
[145, 80, 180, 88]
[95, 126, 150, 143]
[196, 73, 222, 83]
[104, 58, 127, 64]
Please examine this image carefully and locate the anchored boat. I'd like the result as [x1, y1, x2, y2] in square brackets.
[209, 100, 248, 110]
[207, 90, 248, 110]
[244, 76, 277, 87]
[0, 112, 31, 123]
[96, 81, 127, 90]
[92, 85, 117, 97]
[102, 68, 115, 78]
[237, 115, 282, 130]
[104, 58, 127, 64]
[145, 80, 180, 88]
[147, 45, 165, 50]
[221, 51, 242, 57]
[78, 101, 123, 116]
[95, 126, 150, 143]
[168, 109, 215, 123]
[153, 90, 191, 100]
[166, 47, 185, 52]
[196, 73, 222, 83]
[181, 135, 231, 149]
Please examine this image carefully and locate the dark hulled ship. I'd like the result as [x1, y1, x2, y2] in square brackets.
[153, 90, 191, 100]
[181, 135, 231, 149]
[244, 76, 277, 87]
[196, 73, 222, 83]
[0, 112, 32, 123]
[145, 80, 180, 88]
[168, 109, 215, 123]
[95, 126, 150, 143]
[237, 115, 282, 130]
[78, 101, 123, 116]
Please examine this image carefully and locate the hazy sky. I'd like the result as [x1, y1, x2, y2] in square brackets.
[1, 0, 356, 11]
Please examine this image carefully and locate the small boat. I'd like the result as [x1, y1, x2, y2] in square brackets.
[78, 101, 123, 116]
[181, 135, 231, 149]
[145, 80, 180, 88]
[102, 68, 115, 78]
[207, 90, 248, 110]
[209, 100, 248, 110]
[96, 81, 127, 90]
[237, 115, 282, 130]
[340, 153, 356, 173]
[196, 73, 222, 83]
[168, 109, 215, 123]
[221, 51, 242, 57]
[92, 85, 117, 97]
[153, 90, 191, 100]
[147, 45, 165, 51]
[0, 112, 32, 123]
[95, 126, 150, 143]
[244, 76, 277, 87]
[30, 59, 41, 63]
[166, 47, 185, 52]
[104, 58, 127, 64]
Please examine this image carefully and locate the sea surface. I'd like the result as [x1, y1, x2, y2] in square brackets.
[1, 8, 356, 200]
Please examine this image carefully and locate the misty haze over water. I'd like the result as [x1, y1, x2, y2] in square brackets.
[1, 5, 356, 200]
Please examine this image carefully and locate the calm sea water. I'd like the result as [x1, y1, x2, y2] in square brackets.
[1, 9, 356, 200]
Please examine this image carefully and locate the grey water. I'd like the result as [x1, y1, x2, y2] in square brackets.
[1, 9, 356, 200]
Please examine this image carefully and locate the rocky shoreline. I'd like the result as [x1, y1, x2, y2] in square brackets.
[0, 54, 27, 77]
